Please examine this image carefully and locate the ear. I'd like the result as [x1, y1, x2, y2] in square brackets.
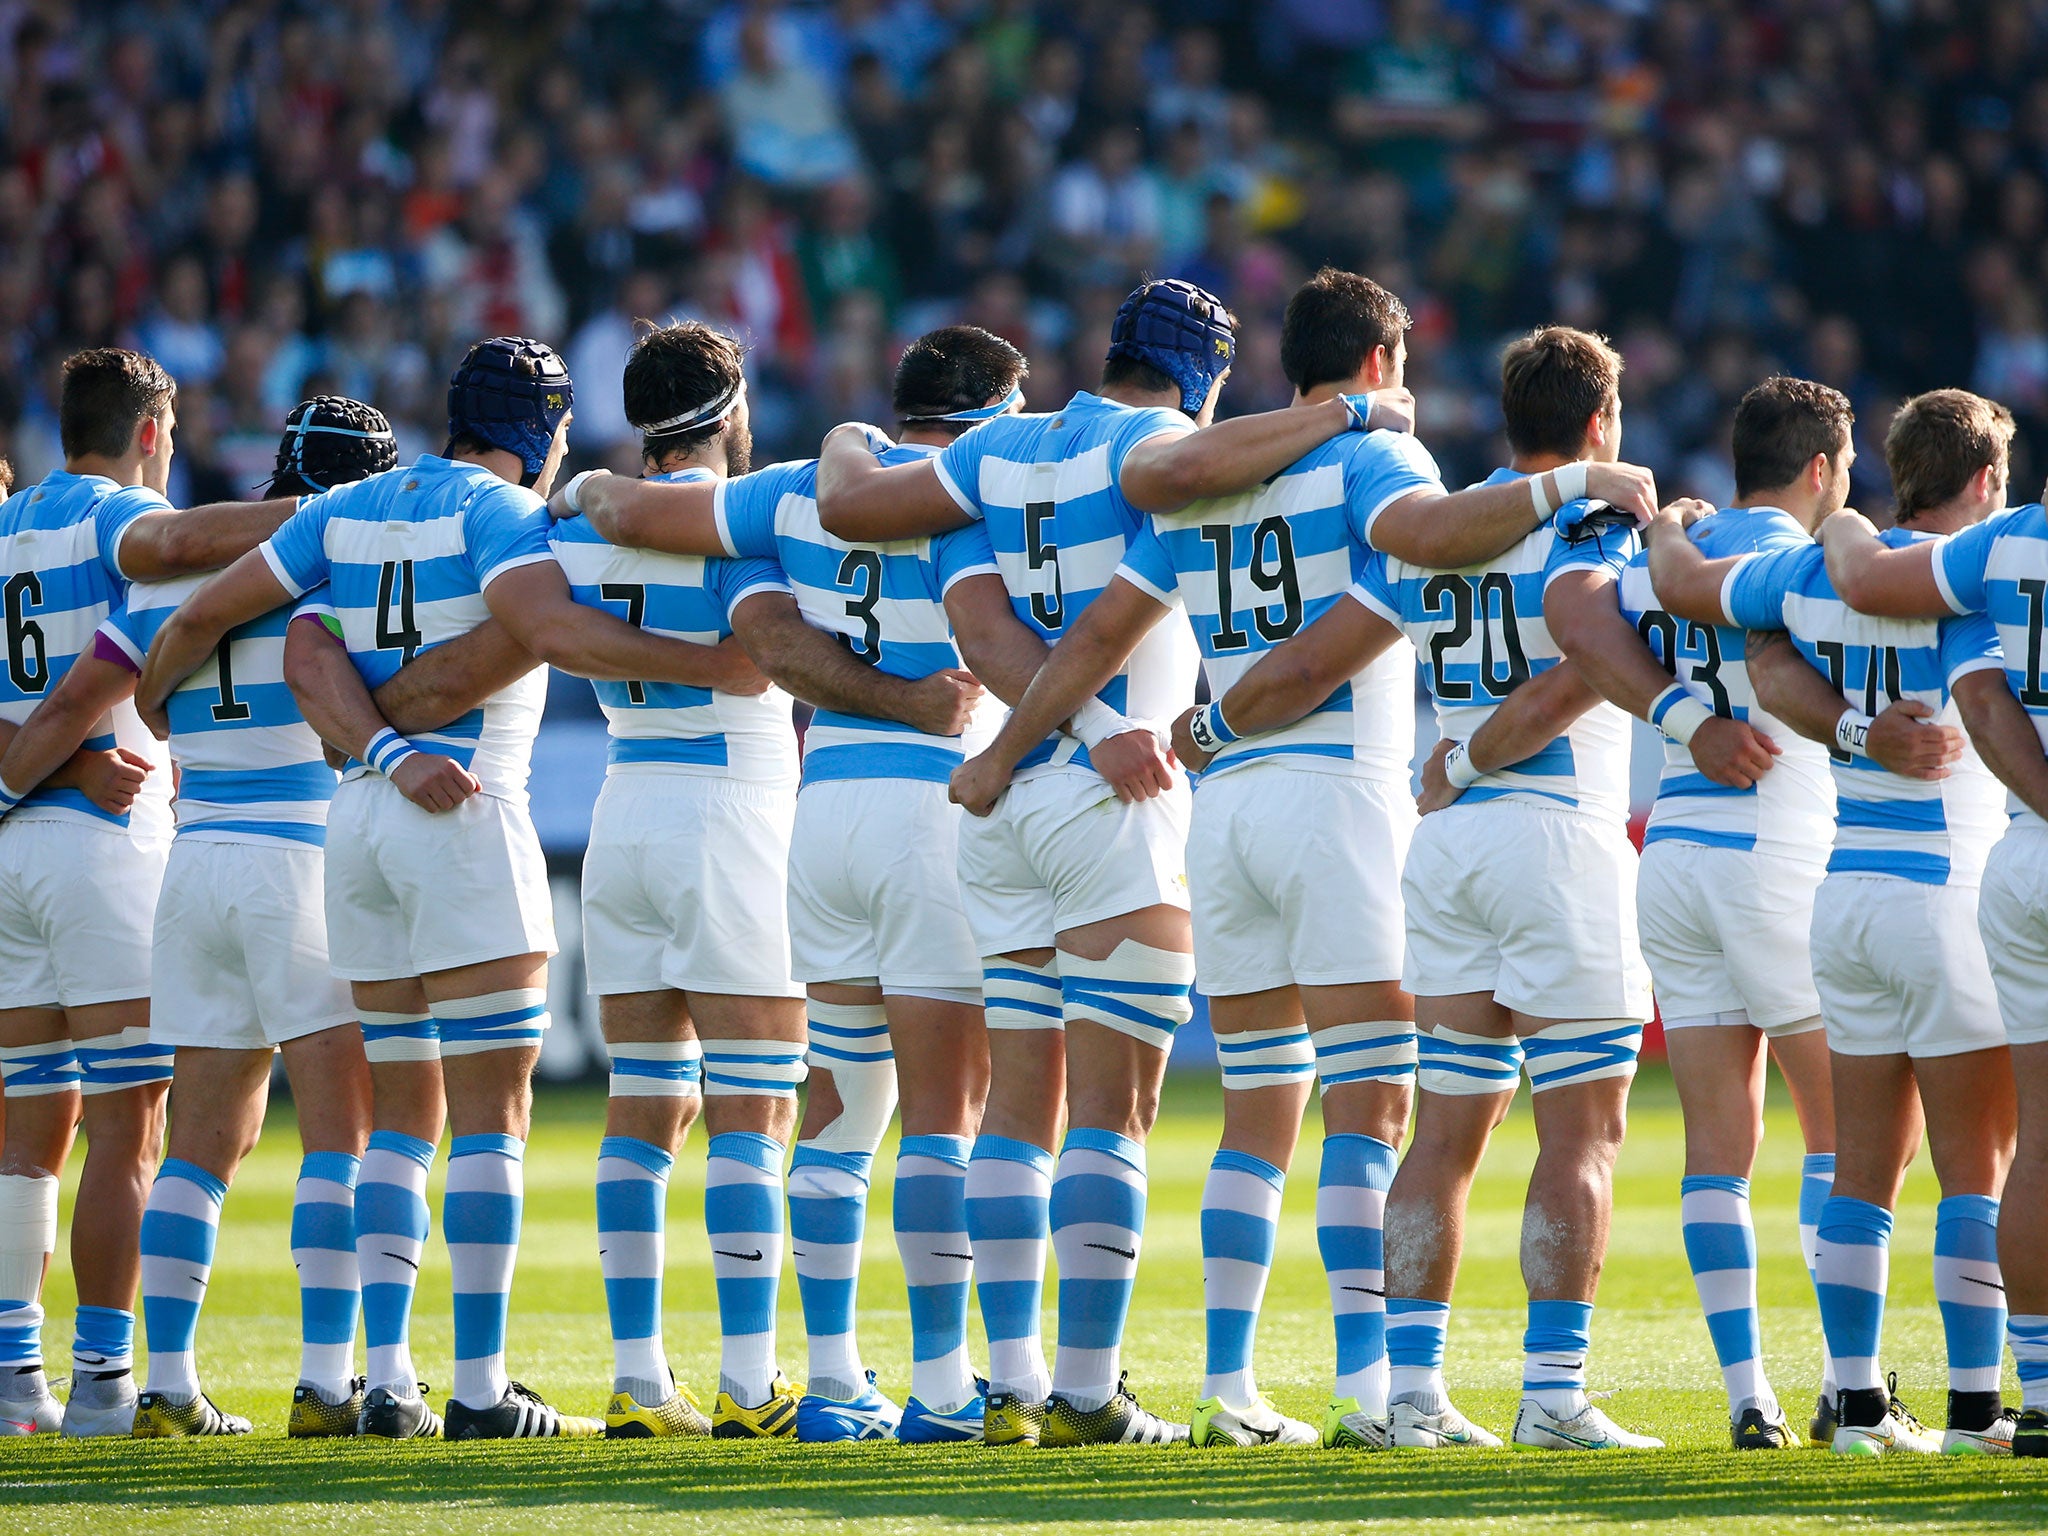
[1584, 408, 1607, 449]
[1368, 346, 1391, 389]
[135, 416, 158, 458]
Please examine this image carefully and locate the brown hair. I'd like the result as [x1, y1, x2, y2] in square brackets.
[1280, 268, 1411, 393]
[1884, 389, 2015, 519]
[1499, 327, 1622, 459]
[1731, 377, 1854, 498]
[60, 348, 176, 461]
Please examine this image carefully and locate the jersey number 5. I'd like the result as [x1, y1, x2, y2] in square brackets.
[1023, 501, 1064, 630]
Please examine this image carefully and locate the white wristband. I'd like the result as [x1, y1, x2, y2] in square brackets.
[1070, 697, 1138, 748]
[1443, 741, 1482, 789]
[1552, 459, 1590, 505]
[559, 469, 598, 516]
[1530, 473, 1555, 523]
[1186, 699, 1240, 755]
[0, 776, 27, 814]
[1835, 709, 1874, 760]
[1648, 683, 1715, 747]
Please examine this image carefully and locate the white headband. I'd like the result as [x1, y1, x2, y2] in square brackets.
[634, 379, 746, 436]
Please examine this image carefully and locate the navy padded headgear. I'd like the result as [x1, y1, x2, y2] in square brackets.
[447, 336, 574, 480]
[1105, 279, 1236, 415]
[268, 395, 397, 496]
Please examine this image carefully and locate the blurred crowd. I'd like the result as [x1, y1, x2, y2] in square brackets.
[3, 0, 2047, 515]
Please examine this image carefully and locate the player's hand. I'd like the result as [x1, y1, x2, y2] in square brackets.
[907, 668, 985, 736]
[1582, 462, 1659, 526]
[1866, 699, 1967, 781]
[1339, 388, 1416, 435]
[1416, 736, 1464, 815]
[1090, 726, 1177, 804]
[1665, 496, 1716, 528]
[548, 469, 611, 522]
[1169, 706, 1214, 773]
[712, 635, 773, 696]
[138, 697, 170, 740]
[1686, 716, 1780, 789]
[68, 747, 153, 816]
[390, 751, 482, 813]
[948, 751, 1012, 818]
[323, 742, 348, 771]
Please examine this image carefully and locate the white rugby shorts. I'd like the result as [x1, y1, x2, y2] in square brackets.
[956, 768, 1189, 956]
[1401, 799, 1652, 1022]
[1188, 760, 1413, 995]
[0, 818, 168, 1010]
[1810, 872, 2004, 1058]
[1973, 822, 2048, 1048]
[324, 777, 557, 982]
[1637, 840, 1824, 1034]
[788, 776, 981, 990]
[581, 771, 800, 998]
[152, 837, 354, 1049]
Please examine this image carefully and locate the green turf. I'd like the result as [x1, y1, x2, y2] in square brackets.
[3, 1064, 2044, 1533]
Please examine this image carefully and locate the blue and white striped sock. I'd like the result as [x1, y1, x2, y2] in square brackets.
[1934, 1194, 2005, 1394]
[1816, 1196, 1891, 1395]
[72, 1304, 134, 1377]
[1387, 1298, 1450, 1409]
[1200, 1149, 1282, 1408]
[1523, 1298, 1594, 1415]
[896, 1133, 975, 1412]
[1800, 1153, 1837, 1395]
[966, 1134, 1053, 1403]
[357, 1130, 434, 1396]
[291, 1152, 360, 1400]
[446, 1133, 525, 1411]
[1049, 1128, 1147, 1412]
[1320, 1134, 1397, 1412]
[707, 1130, 786, 1407]
[2009, 1314, 2048, 1412]
[787, 1144, 871, 1402]
[597, 1136, 671, 1403]
[1681, 1174, 1771, 1415]
[139, 1158, 226, 1401]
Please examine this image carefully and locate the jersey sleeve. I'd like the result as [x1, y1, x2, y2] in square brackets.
[1543, 522, 1638, 588]
[713, 464, 796, 559]
[1722, 544, 1812, 632]
[1932, 509, 2016, 616]
[932, 520, 1000, 593]
[1347, 431, 1447, 544]
[97, 484, 175, 584]
[465, 484, 556, 590]
[1106, 406, 1193, 484]
[1347, 550, 1402, 628]
[259, 494, 333, 599]
[1113, 519, 1178, 605]
[92, 599, 148, 672]
[1940, 611, 2005, 688]
[932, 424, 995, 520]
[711, 555, 790, 621]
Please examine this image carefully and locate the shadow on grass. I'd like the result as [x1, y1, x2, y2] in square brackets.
[3, 1442, 2046, 1527]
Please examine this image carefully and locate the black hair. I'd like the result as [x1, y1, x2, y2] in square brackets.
[894, 325, 1028, 435]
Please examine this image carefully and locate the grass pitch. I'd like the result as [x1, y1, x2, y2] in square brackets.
[2, 1064, 2044, 1533]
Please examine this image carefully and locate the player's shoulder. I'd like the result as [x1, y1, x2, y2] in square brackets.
[1694, 505, 1807, 557]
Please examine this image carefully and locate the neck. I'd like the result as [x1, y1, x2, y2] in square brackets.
[450, 445, 527, 484]
[65, 453, 146, 486]
[1296, 376, 1371, 408]
[896, 426, 956, 449]
[1900, 497, 1988, 537]
[1508, 451, 1581, 476]
[1098, 382, 1183, 412]
[1732, 488, 1826, 532]
[649, 445, 727, 480]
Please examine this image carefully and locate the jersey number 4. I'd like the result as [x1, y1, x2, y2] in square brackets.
[1201, 518, 1303, 653]
[375, 560, 423, 665]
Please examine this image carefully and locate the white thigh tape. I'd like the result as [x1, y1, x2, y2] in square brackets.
[806, 1000, 893, 1068]
[433, 988, 549, 1057]
[1416, 1025, 1525, 1097]
[608, 1037, 704, 1099]
[0, 1039, 80, 1098]
[1522, 1018, 1643, 1093]
[76, 1025, 173, 1095]
[884, 985, 982, 1006]
[983, 957, 1063, 1032]
[360, 1010, 439, 1063]
[1060, 941, 1196, 1053]
[1312, 1020, 1419, 1093]
[700, 1037, 809, 1098]
[1215, 1025, 1314, 1090]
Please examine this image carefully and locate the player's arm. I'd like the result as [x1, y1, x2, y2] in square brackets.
[1819, 509, 1951, 617]
[1547, 569, 1778, 790]
[367, 619, 543, 737]
[1211, 591, 1402, 743]
[814, 425, 974, 542]
[729, 589, 980, 734]
[116, 496, 299, 581]
[1644, 507, 1745, 624]
[950, 576, 1170, 816]
[0, 654, 154, 816]
[1954, 668, 2048, 819]
[944, 573, 1052, 707]
[136, 549, 297, 715]
[281, 616, 481, 812]
[1369, 462, 1662, 569]
[548, 472, 726, 557]
[479, 560, 762, 685]
[1416, 657, 1606, 813]
[1746, 628, 1964, 781]
[1118, 394, 1409, 515]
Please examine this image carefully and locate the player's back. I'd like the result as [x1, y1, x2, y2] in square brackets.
[551, 465, 795, 785]
[98, 576, 335, 846]
[0, 469, 173, 836]
[717, 443, 1000, 785]
[1353, 469, 1635, 825]
[932, 391, 1201, 775]
[263, 454, 551, 803]
[1934, 502, 2048, 833]
[1119, 430, 1423, 784]
[1616, 507, 1835, 864]
[1725, 531, 2005, 885]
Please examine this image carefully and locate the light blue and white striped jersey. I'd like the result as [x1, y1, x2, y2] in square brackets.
[1350, 469, 1636, 825]
[96, 578, 336, 847]
[716, 442, 1002, 786]
[260, 455, 554, 805]
[1726, 530, 2004, 886]
[1614, 507, 1835, 865]
[551, 466, 796, 786]
[0, 469, 174, 838]
[933, 392, 1201, 778]
[1115, 428, 1442, 784]
[1932, 502, 2048, 831]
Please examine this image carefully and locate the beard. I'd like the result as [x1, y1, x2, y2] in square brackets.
[723, 417, 754, 478]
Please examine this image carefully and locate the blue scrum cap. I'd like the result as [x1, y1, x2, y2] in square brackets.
[447, 336, 574, 480]
[1105, 279, 1235, 415]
